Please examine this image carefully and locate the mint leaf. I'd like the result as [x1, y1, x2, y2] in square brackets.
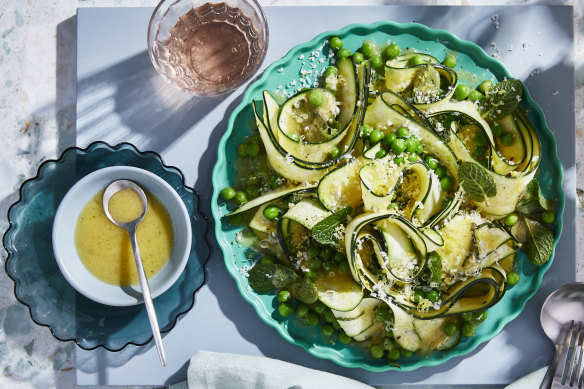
[312, 206, 352, 245]
[290, 278, 319, 304]
[479, 79, 523, 120]
[516, 178, 549, 214]
[248, 262, 299, 293]
[458, 162, 497, 203]
[511, 216, 554, 266]
[427, 251, 442, 284]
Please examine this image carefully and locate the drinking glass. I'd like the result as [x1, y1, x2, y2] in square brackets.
[148, 0, 269, 96]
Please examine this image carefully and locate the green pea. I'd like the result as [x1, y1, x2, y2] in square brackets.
[408, 153, 419, 162]
[269, 175, 282, 189]
[460, 312, 473, 322]
[305, 269, 319, 280]
[424, 155, 439, 170]
[314, 301, 327, 315]
[333, 252, 345, 263]
[329, 36, 343, 50]
[261, 254, 276, 264]
[262, 205, 279, 220]
[479, 80, 494, 94]
[338, 330, 351, 344]
[385, 42, 400, 59]
[249, 133, 262, 144]
[501, 132, 514, 146]
[277, 290, 291, 303]
[255, 165, 268, 177]
[505, 213, 519, 226]
[473, 146, 486, 159]
[370, 344, 385, 359]
[443, 322, 457, 336]
[370, 54, 383, 69]
[409, 54, 427, 66]
[369, 129, 384, 144]
[321, 323, 335, 337]
[308, 89, 324, 107]
[542, 211, 555, 224]
[443, 55, 457, 68]
[469, 90, 484, 102]
[435, 165, 447, 179]
[234, 191, 247, 205]
[387, 348, 401, 360]
[289, 133, 300, 142]
[394, 156, 405, 165]
[462, 323, 476, 337]
[405, 137, 419, 153]
[397, 127, 410, 139]
[416, 143, 424, 154]
[375, 149, 388, 159]
[308, 258, 321, 270]
[246, 142, 260, 157]
[440, 176, 454, 191]
[337, 48, 351, 59]
[332, 320, 341, 330]
[320, 247, 333, 259]
[382, 133, 397, 147]
[507, 271, 520, 285]
[329, 147, 340, 159]
[474, 132, 488, 147]
[375, 306, 391, 322]
[296, 303, 310, 318]
[237, 143, 247, 158]
[474, 310, 488, 321]
[391, 138, 407, 154]
[324, 309, 336, 323]
[413, 290, 424, 304]
[361, 41, 376, 58]
[245, 185, 260, 198]
[353, 52, 364, 64]
[400, 349, 413, 358]
[426, 290, 439, 303]
[492, 124, 504, 138]
[306, 244, 320, 258]
[221, 187, 236, 200]
[278, 302, 294, 317]
[339, 261, 350, 272]
[455, 84, 470, 100]
[251, 154, 264, 167]
[383, 337, 397, 351]
[305, 312, 320, 326]
[322, 260, 335, 272]
[361, 124, 373, 138]
[324, 66, 338, 78]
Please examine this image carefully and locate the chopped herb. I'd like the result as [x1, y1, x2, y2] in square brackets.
[458, 162, 497, 203]
[479, 78, 523, 120]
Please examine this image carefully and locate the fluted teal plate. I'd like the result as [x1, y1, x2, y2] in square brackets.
[3, 142, 210, 351]
[211, 21, 564, 371]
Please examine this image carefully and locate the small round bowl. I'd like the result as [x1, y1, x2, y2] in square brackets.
[147, 0, 269, 96]
[52, 166, 192, 307]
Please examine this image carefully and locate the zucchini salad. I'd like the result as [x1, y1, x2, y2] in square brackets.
[220, 36, 557, 364]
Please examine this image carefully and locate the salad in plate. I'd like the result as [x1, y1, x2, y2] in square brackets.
[219, 34, 557, 364]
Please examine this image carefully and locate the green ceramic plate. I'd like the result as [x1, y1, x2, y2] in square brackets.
[211, 21, 564, 371]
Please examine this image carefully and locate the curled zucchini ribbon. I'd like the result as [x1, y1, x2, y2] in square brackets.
[428, 102, 541, 216]
[252, 58, 370, 183]
[345, 211, 510, 320]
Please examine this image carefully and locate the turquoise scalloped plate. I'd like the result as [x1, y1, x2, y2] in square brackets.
[211, 21, 564, 371]
[3, 142, 210, 351]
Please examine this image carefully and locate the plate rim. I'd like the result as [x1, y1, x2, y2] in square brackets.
[211, 20, 565, 371]
[3, 140, 211, 352]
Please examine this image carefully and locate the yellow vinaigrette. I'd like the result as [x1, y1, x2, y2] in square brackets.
[75, 189, 174, 286]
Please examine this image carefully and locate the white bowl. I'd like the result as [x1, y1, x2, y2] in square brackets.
[52, 166, 192, 306]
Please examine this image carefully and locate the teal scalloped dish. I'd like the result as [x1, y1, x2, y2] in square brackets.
[3, 142, 210, 351]
[211, 21, 564, 371]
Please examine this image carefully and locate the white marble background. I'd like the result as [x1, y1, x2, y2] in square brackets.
[0, 0, 582, 388]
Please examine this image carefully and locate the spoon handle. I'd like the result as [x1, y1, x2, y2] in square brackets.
[129, 229, 167, 367]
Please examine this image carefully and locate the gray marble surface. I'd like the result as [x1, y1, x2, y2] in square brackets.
[0, 0, 582, 388]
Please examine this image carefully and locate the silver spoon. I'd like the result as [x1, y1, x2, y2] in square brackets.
[102, 179, 167, 367]
[539, 282, 584, 388]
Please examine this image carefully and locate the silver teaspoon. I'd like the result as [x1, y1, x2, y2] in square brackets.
[102, 179, 166, 367]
